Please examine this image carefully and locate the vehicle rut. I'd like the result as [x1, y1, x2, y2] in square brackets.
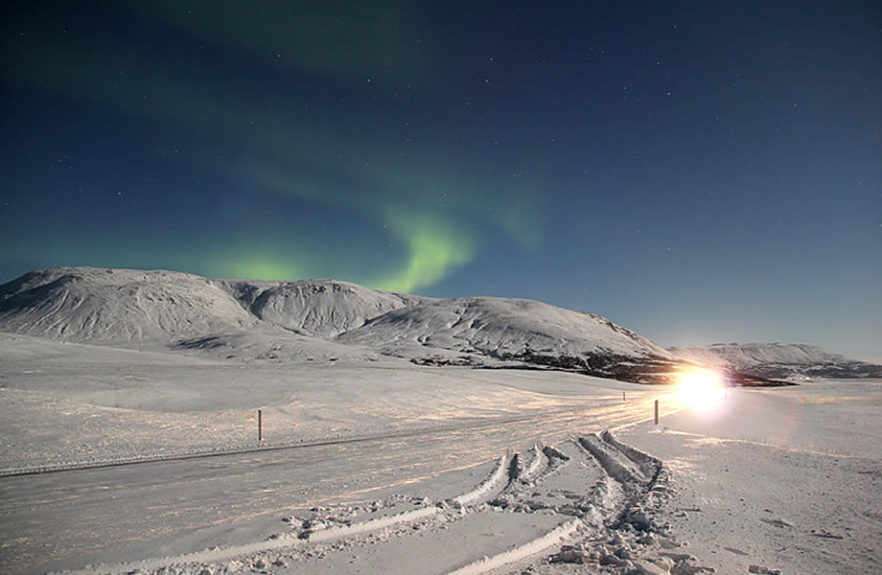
[77, 429, 698, 575]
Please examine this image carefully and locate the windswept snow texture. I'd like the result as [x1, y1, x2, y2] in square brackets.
[338, 296, 673, 363]
[222, 278, 421, 338]
[670, 342, 882, 379]
[0, 267, 690, 383]
[0, 267, 257, 343]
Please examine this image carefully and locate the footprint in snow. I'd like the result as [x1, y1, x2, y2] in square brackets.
[760, 517, 793, 528]
[748, 565, 781, 574]
[809, 528, 844, 539]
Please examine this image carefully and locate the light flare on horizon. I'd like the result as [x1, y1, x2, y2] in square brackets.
[673, 368, 728, 415]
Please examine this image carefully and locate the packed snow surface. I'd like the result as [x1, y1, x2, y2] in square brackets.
[1, 331, 879, 575]
[1, 267, 880, 574]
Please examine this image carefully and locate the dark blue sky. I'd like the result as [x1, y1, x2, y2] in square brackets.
[2, 1, 880, 360]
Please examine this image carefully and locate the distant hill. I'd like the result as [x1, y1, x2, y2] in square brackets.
[670, 343, 882, 379]
[337, 296, 683, 381]
[0, 267, 257, 343]
[222, 278, 421, 338]
[0, 266, 797, 385]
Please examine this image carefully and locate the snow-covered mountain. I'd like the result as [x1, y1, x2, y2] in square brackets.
[0, 267, 257, 343]
[221, 278, 421, 338]
[0, 267, 793, 385]
[670, 343, 882, 379]
[338, 296, 676, 368]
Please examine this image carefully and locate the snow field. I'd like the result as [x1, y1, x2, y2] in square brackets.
[74, 429, 710, 575]
[0, 335, 658, 475]
[2, 326, 878, 575]
[617, 380, 882, 575]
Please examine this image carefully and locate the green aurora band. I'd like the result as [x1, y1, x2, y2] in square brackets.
[3, 3, 544, 292]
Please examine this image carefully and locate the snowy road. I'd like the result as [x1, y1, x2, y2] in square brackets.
[0, 396, 656, 575]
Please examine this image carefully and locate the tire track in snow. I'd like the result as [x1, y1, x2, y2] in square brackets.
[434, 433, 672, 575]
[578, 433, 649, 488]
[71, 445, 563, 574]
[60, 428, 678, 575]
[451, 454, 509, 507]
[305, 454, 510, 541]
[520, 444, 546, 481]
[68, 455, 514, 574]
[0, 399, 655, 478]
[443, 519, 583, 575]
[85, 431, 678, 575]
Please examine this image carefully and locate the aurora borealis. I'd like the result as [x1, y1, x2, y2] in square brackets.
[1, 1, 880, 360]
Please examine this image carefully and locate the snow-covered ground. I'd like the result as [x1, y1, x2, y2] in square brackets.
[0, 333, 652, 473]
[618, 379, 882, 574]
[1, 333, 880, 575]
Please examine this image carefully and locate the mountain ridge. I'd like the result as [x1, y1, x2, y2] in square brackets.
[0, 267, 257, 343]
[670, 343, 882, 379]
[223, 278, 424, 338]
[1, 267, 689, 382]
[3, 267, 872, 384]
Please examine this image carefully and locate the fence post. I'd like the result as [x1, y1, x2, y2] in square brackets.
[654, 399, 659, 425]
[258, 409, 263, 441]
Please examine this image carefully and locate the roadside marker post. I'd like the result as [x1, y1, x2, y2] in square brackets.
[258, 409, 263, 441]
[654, 399, 659, 425]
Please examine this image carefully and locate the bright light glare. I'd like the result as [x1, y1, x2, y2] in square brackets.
[675, 368, 726, 412]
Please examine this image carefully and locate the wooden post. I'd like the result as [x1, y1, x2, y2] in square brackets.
[622, 391, 626, 401]
[258, 409, 263, 441]
[654, 399, 659, 425]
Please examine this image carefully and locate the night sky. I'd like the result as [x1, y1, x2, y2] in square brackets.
[2, 1, 880, 360]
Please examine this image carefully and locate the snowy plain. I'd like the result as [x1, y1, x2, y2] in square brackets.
[1, 332, 880, 575]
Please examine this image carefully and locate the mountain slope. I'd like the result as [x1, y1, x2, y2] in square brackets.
[220, 278, 420, 338]
[339, 296, 672, 359]
[670, 343, 882, 379]
[0, 267, 791, 385]
[0, 268, 257, 343]
[336, 296, 689, 382]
